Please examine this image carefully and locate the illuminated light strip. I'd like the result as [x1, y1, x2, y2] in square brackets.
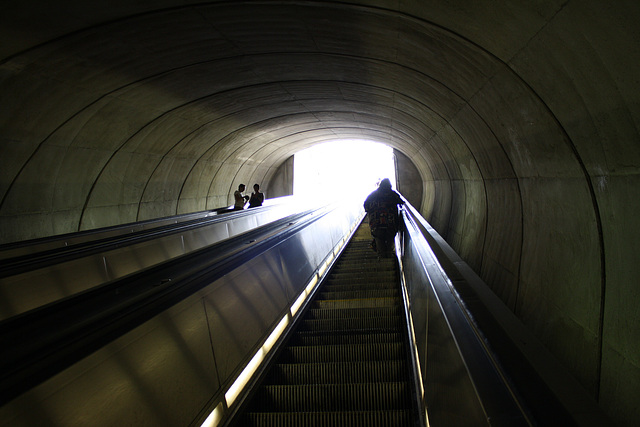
[305, 274, 318, 294]
[225, 349, 264, 407]
[291, 274, 318, 316]
[218, 234, 357, 422]
[318, 251, 335, 276]
[296, 242, 343, 315]
[318, 261, 328, 277]
[224, 314, 290, 407]
[200, 402, 224, 427]
[264, 315, 289, 352]
[400, 267, 425, 399]
[408, 310, 425, 397]
[290, 290, 307, 316]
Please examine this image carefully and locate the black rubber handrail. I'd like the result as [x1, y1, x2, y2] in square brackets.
[0, 204, 299, 278]
[0, 208, 218, 253]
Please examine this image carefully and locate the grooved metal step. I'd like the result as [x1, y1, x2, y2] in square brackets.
[291, 332, 402, 347]
[311, 297, 398, 310]
[280, 342, 405, 363]
[322, 281, 398, 291]
[318, 289, 399, 300]
[244, 410, 412, 427]
[304, 306, 401, 320]
[250, 382, 411, 411]
[326, 271, 397, 282]
[264, 360, 408, 384]
[298, 317, 402, 334]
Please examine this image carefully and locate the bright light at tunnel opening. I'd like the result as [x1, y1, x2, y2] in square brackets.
[293, 140, 396, 204]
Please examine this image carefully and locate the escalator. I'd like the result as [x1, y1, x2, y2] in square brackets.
[231, 221, 421, 426]
[0, 199, 610, 426]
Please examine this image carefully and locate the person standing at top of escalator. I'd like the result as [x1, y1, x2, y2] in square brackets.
[363, 178, 404, 258]
[234, 184, 250, 210]
[248, 183, 265, 208]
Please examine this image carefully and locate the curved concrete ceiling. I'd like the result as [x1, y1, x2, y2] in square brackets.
[2, 1, 577, 234]
[1, 2, 639, 426]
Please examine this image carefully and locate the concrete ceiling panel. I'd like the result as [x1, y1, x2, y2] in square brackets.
[86, 151, 160, 208]
[509, 5, 640, 178]
[470, 68, 584, 179]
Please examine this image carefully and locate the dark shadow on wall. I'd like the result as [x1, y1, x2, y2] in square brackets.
[394, 149, 423, 212]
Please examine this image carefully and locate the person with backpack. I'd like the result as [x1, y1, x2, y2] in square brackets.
[363, 178, 405, 258]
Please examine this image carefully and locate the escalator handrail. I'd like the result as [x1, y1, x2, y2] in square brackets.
[399, 200, 613, 426]
[0, 209, 217, 256]
[0, 202, 337, 407]
[399, 202, 533, 425]
[0, 201, 298, 277]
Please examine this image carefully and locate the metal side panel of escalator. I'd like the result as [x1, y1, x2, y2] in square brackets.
[227, 221, 423, 427]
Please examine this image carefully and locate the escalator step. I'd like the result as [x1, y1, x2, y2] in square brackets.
[318, 289, 399, 300]
[332, 251, 390, 259]
[322, 282, 397, 292]
[330, 263, 395, 273]
[311, 297, 398, 310]
[263, 360, 408, 385]
[327, 271, 396, 282]
[304, 306, 401, 320]
[323, 281, 396, 290]
[243, 410, 412, 427]
[279, 342, 404, 363]
[298, 316, 402, 333]
[248, 382, 411, 411]
[291, 331, 402, 347]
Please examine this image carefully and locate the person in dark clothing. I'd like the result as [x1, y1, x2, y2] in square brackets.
[233, 184, 250, 210]
[248, 183, 264, 208]
[363, 178, 404, 258]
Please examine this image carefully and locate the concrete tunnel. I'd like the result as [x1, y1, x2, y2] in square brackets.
[0, 1, 638, 426]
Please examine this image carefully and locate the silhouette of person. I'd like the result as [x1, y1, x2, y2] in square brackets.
[248, 183, 264, 208]
[363, 178, 404, 258]
[233, 184, 250, 210]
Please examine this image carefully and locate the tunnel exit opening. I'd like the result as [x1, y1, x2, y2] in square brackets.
[293, 140, 396, 204]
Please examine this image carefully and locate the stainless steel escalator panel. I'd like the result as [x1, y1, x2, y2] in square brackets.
[203, 250, 291, 384]
[0, 197, 296, 261]
[0, 298, 220, 427]
[0, 199, 312, 321]
[400, 204, 530, 426]
[0, 201, 363, 427]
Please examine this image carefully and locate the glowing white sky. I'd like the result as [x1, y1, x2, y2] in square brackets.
[293, 140, 396, 204]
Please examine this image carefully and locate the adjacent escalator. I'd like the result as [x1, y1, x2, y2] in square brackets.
[231, 221, 420, 426]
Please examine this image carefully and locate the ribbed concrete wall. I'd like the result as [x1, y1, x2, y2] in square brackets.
[0, 2, 638, 425]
